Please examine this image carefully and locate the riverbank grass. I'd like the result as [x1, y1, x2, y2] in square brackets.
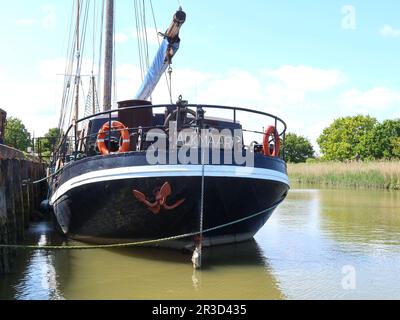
[287, 161, 400, 190]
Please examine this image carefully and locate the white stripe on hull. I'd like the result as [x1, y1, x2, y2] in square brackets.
[50, 165, 289, 204]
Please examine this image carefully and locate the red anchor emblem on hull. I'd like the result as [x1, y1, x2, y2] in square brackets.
[133, 182, 186, 214]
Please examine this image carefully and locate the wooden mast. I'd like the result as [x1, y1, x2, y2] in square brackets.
[74, 0, 80, 121]
[103, 0, 114, 111]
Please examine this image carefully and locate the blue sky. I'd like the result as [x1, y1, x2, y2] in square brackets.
[0, 0, 399, 149]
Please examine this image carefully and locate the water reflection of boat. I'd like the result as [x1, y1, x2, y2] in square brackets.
[1, 223, 284, 299]
[54, 240, 284, 300]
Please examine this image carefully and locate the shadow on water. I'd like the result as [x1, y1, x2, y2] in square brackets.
[108, 239, 268, 268]
[1, 220, 283, 300]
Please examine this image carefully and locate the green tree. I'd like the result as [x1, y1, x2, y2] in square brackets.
[285, 133, 315, 163]
[392, 137, 400, 158]
[4, 117, 31, 151]
[317, 115, 377, 161]
[36, 128, 62, 160]
[360, 119, 400, 159]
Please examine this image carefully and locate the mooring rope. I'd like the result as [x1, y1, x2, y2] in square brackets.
[0, 200, 282, 251]
[198, 138, 206, 266]
[25, 166, 66, 186]
[191, 119, 207, 268]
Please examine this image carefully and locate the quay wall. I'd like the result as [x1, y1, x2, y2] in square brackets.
[0, 145, 47, 274]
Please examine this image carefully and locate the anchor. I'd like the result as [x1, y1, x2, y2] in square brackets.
[133, 182, 185, 214]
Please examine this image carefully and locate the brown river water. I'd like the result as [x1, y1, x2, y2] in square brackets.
[1, 185, 400, 300]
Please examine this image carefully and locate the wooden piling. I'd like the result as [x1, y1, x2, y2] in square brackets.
[0, 147, 46, 274]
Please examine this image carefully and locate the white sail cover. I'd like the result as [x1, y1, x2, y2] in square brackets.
[134, 8, 185, 101]
[134, 38, 180, 101]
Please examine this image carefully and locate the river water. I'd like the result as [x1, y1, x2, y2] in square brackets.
[1, 186, 400, 300]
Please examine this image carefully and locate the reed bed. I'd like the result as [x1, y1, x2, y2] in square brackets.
[287, 161, 400, 190]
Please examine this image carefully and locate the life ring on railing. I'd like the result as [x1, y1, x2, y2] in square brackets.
[96, 121, 130, 155]
[263, 125, 280, 157]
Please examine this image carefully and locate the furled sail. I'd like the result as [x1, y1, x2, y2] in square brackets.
[134, 8, 186, 101]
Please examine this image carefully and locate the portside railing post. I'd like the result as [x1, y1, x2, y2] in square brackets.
[74, 121, 78, 160]
[108, 111, 112, 152]
[283, 131, 286, 161]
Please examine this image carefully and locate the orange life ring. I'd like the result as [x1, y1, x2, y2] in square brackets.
[263, 125, 280, 157]
[96, 121, 130, 155]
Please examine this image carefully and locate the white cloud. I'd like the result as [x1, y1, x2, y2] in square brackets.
[4, 60, 398, 152]
[15, 5, 56, 29]
[381, 25, 400, 38]
[131, 27, 161, 46]
[41, 5, 56, 29]
[115, 64, 142, 102]
[115, 33, 129, 43]
[0, 80, 59, 136]
[116, 64, 141, 80]
[196, 70, 264, 106]
[260, 66, 344, 118]
[37, 58, 68, 79]
[37, 58, 98, 80]
[340, 87, 400, 110]
[265, 65, 344, 92]
[16, 19, 38, 25]
[0, 57, 100, 136]
[114, 65, 344, 134]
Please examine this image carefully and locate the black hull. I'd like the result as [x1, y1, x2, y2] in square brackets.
[51, 153, 289, 249]
[53, 176, 287, 248]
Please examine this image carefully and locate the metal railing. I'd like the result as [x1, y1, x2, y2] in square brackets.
[51, 104, 288, 168]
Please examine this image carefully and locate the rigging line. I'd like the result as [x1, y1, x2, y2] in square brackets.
[142, 0, 150, 70]
[66, 0, 86, 131]
[134, 0, 144, 81]
[168, 66, 173, 104]
[60, 21, 79, 131]
[59, 2, 77, 130]
[73, 0, 82, 110]
[76, 3, 91, 77]
[80, 78, 86, 107]
[81, 0, 91, 55]
[138, 0, 146, 78]
[142, 0, 151, 101]
[77, 0, 91, 74]
[97, 0, 105, 107]
[93, 1, 101, 79]
[91, 0, 96, 73]
[75, 0, 91, 122]
[98, 0, 105, 83]
[133, 0, 140, 79]
[58, 1, 75, 126]
[112, 0, 117, 106]
[137, 0, 148, 81]
[61, 27, 77, 104]
[66, 87, 75, 134]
